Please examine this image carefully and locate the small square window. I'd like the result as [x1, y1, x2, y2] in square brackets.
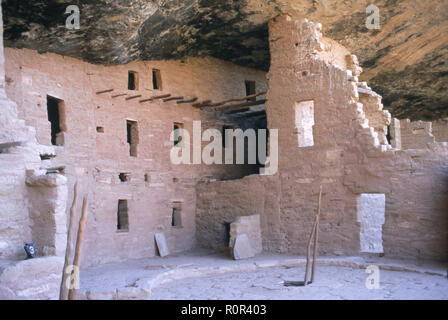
[119, 172, 130, 182]
[128, 71, 138, 90]
[173, 123, 184, 147]
[152, 69, 162, 90]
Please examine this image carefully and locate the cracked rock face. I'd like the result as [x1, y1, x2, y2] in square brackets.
[2, 0, 447, 120]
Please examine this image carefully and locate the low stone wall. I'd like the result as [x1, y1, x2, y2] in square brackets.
[0, 256, 64, 300]
[195, 174, 282, 252]
[432, 118, 448, 142]
[399, 119, 435, 149]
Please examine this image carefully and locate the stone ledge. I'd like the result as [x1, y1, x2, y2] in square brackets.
[0, 256, 64, 300]
[25, 173, 67, 187]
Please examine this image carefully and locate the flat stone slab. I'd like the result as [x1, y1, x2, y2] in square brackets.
[232, 234, 254, 260]
[155, 232, 169, 257]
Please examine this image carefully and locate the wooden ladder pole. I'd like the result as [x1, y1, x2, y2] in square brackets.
[303, 213, 317, 286]
[68, 196, 88, 300]
[311, 185, 323, 283]
[59, 181, 78, 300]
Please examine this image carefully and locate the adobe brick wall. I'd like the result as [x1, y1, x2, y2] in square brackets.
[432, 118, 448, 142]
[0, 2, 62, 261]
[399, 119, 435, 149]
[4, 47, 267, 267]
[195, 15, 448, 261]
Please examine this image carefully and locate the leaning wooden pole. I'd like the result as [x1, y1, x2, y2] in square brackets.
[311, 185, 323, 283]
[68, 196, 88, 300]
[59, 181, 78, 300]
[303, 212, 317, 286]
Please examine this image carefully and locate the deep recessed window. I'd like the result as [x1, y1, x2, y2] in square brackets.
[223, 222, 231, 247]
[386, 125, 392, 144]
[173, 122, 184, 147]
[245, 80, 256, 101]
[96, 126, 104, 133]
[128, 71, 138, 90]
[152, 69, 162, 90]
[117, 200, 129, 231]
[119, 173, 130, 182]
[222, 125, 233, 148]
[47, 96, 65, 146]
[171, 207, 182, 228]
[126, 120, 138, 157]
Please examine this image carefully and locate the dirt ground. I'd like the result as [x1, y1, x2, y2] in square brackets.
[78, 250, 447, 300]
[151, 265, 448, 300]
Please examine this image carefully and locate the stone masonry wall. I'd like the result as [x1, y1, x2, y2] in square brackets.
[432, 118, 448, 142]
[4, 48, 267, 267]
[196, 15, 448, 261]
[0, 1, 65, 299]
[266, 15, 447, 261]
[399, 119, 435, 149]
[0, 2, 64, 260]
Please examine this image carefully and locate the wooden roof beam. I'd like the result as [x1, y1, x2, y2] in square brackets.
[213, 99, 267, 111]
[96, 89, 114, 95]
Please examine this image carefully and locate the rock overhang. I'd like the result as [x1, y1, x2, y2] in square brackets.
[1, 0, 447, 120]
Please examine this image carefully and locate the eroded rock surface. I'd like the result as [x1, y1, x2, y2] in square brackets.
[2, 0, 447, 120]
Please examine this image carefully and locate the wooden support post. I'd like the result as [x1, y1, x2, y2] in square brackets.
[125, 95, 142, 101]
[303, 213, 317, 287]
[304, 185, 323, 286]
[95, 89, 114, 94]
[112, 93, 127, 98]
[68, 196, 88, 300]
[163, 96, 183, 102]
[59, 182, 78, 300]
[225, 107, 250, 114]
[234, 110, 266, 118]
[311, 185, 322, 283]
[199, 91, 267, 108]
[214, 99, 267, 111]
[177, 97, 198, 104]
[284, 185, 323, 288]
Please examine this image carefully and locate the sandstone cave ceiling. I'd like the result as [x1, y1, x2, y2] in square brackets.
[2, 0, 447, 120]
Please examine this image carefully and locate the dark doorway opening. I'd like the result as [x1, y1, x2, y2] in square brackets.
[117, 199, 129, 231]
[152, 69, 162, 90]
[128, 71, 138, 90]
[126, 120, 138, 157]
[46, 96, 64, 146]
[386, 125, 392, 144]
[172, 207, 182, 227]
[245, 80, 256, 101]
[223, 222, 231, 247]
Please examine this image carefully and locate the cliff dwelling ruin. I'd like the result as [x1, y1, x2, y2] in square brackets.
[0, 1, 447, 301]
